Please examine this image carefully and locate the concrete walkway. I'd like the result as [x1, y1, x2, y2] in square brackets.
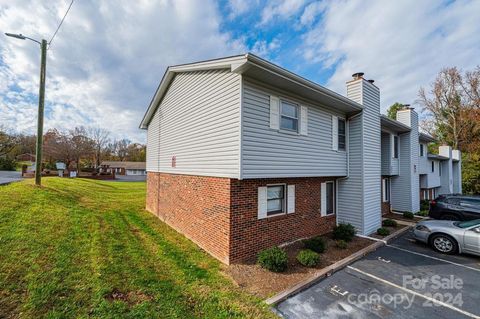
[0, 171, 22, 185]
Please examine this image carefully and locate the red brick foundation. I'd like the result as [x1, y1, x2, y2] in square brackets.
[146, 172, 337, 264]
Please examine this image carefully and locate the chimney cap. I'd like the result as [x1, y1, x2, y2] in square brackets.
[352, 72, 364, 79]
[367, 79, 375, 84]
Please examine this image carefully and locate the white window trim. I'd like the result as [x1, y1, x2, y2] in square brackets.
[382, 178, 390, 202]
[337, 117, 346, 152]
[325, 181, 336, 216]
[279, 99, 300, 133]
[392, 135, 399, 159]
[266, 183, 287, 217]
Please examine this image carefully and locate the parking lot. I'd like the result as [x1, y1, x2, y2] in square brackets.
[275, 230, 480, 319]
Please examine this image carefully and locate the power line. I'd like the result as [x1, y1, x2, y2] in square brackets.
[48, 0, 75, 49]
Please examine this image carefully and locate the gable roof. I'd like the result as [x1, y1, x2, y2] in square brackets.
[380, 115, 411, 133]
[139, 53, 364, 129]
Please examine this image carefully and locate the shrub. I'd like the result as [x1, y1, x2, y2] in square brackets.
[0, 158, 16, 171]
[303, 236, 326, 253]
[377, 227, 390, 236]
[420, 199, 430, 211]
[296, 249, 320, 267]
[403, 212, 415, 219]
[418, 210, 429, 217]
[336, 240, 348, 249]
[382, 219, 398, 227]
[333, 223, 355, 242]
[257, 247, 288, 272]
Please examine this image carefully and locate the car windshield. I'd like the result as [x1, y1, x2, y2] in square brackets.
[454, 219, 480, 229]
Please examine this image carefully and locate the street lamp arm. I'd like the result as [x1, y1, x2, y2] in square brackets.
[5, 33, 42, 45]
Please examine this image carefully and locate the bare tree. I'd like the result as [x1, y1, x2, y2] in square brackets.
[418, 67, 480, 151]
[0, 126, 17, 157]
[88, 127, 110, 168]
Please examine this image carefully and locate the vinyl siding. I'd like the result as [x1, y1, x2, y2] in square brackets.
[391, 110, 420, 213]
[361, 82, 382, 235]
[146, 69, 241, 178]
[241, 80, 347, 178]
[337, 115, 363, 231]
[146, 109, 160, 171]
[418, 143, 429, 174]
[381, 132, 398, 176]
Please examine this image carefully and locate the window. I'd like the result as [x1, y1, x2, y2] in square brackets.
[382, 178, 390, 202]
[420, 144, 424, 157]
[338, 119, 346, 151]
[439, 163, 442, 176]
[431, 161, 435, 173]
[393, 136, 399, 158]
[280, 101, 299, 132]
[460, 198, 480, 209]
[326, 181, 335, 215]
[267, 185, 285, 215]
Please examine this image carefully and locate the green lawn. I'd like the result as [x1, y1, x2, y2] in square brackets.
[0, 178, 276, 319]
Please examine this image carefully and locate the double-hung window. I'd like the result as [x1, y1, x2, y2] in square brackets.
[420, 144, 424, 157]
[338, 119, 346, 151]
[326, 181, 335, 215]
[267, 185, 285, 215]
[280, 100, 299, 132]
[431, 161, 435, 173]
[382, 178, 390, 202]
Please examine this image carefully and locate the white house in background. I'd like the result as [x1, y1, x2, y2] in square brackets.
[140, 53, 461, 264]
[100, 161, 146, 176]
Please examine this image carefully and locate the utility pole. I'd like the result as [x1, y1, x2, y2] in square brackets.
[35, 39, 47, 186]
[5, 33, 48, 186]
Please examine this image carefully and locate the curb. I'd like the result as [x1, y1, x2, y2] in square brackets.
[265, 226, 412, 306]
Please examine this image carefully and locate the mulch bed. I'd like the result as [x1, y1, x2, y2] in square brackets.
[370, 224, 409, 239]
[224, 233, 374, 298]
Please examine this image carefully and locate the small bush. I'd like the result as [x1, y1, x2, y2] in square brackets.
[0, 158, 16, 171]
[420, 199, 430, 211]
[377, 227, 390, 236]
[303, 236, 326, 253]
[382, 219, 398, 227]
[403, 212, 415, 219]
[333, 223, 356, 242]
[296, 249, 320, 267]
[336, 240, 348, 249]
[257, 247, 288, 272]
[418, 210, 429, 217]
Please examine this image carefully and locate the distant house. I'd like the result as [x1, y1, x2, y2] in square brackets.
[16, 153, 35, 162]
[100, 161, 146, 176]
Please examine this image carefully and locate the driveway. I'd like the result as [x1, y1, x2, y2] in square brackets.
[0, 170, 22, 185]
[275, 230, 480, 319]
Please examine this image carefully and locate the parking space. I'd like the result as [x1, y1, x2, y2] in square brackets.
[275, 231, 480, 319]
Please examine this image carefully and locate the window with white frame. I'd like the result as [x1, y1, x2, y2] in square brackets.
[420, 144, 424, 156]
[382, 178, 390, 202]
[326, 181, 335, 215]
[267, 185, 285, 215]
[280, 100, 299, 132]
[338, 118, 346, 151]
[393, 135, 399, 158]
[431, 161, 435, 173]
[439, 162, 442, 176]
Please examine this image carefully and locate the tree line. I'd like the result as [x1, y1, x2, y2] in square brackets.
[0, 126, 145, 171]
[387, 66, 480, 194]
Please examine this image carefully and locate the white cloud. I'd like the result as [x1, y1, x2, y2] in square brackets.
[259, 0, 307, 25]
[227, 0, 257, 19]
[251, 38, 281, 57]
[0, 0, 245, 142]
[299, 0, 480, 114]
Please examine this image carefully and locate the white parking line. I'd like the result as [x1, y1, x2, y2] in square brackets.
[387, 244, 480, 273]
[347, 266, 480, 319]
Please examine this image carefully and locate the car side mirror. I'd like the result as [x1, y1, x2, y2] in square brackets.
[473, 227, 480, 234]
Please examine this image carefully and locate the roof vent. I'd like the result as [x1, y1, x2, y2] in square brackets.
[352, 72, 364, 80]
[367, 79, 374, 84]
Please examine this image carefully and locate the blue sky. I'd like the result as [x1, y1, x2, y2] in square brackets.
[1, 0, 479, 143]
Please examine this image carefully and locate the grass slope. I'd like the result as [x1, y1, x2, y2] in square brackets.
[0, 178, 276, 319]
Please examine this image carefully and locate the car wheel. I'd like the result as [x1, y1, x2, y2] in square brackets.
[440, 214, 460, 221]
[430, 234, 458, 255]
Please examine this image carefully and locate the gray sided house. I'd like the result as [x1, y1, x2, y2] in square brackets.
[140, 53, 461, 264]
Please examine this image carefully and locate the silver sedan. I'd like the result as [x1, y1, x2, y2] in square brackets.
[413, 219, 480, 256]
